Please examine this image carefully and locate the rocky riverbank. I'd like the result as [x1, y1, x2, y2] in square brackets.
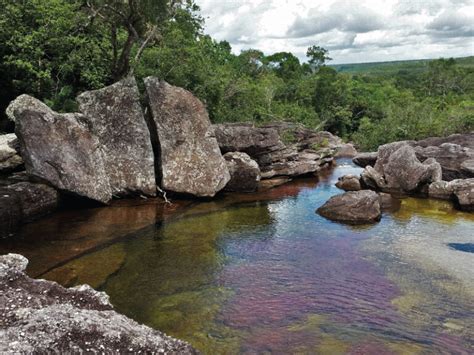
[0, 253, 197, 353]
[317, 134, 473, 224]
[1, 76, 352, 237]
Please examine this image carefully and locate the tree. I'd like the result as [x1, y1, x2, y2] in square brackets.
[306, 45, 331, 71]
[83, 0, 200, 80]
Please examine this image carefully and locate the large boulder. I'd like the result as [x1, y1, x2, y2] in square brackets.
[335, 143, 357, 158]
[223, 152, 261, 192]
[383, 145, 442, 193]
[336, 174, 361, 191]
[0, 133, 23, 173]
[144, 77, 230, 197]
[7, 95, 112, 203]
[0, 254, 197, 354]
[317, 190, 382, 224]
[362, 143, 442, 194]
[77, 77, 156, 197]
[352, 152, 378, 168]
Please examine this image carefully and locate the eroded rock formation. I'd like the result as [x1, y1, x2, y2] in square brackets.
[145, 77, 230, 197]
[77, 77, 156, 197]
[223, 152, 261, 192]
[0, 254, 197, 354]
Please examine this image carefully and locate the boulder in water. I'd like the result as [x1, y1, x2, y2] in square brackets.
[7, 95, 112, 203]
[336, 174, 361, 191]
[317, 190, 381, 224]
[144, 77, 230, 197]
[352, 152, 377, 168]
[224, 152, 261, 192]
[77, 77, 156, 197]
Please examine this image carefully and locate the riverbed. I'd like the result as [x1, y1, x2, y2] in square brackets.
[2, 159, 473, 354]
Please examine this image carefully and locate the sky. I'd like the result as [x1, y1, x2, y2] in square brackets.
[196, 0, 474, 64]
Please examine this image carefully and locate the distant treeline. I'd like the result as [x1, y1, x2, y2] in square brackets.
[1, 0, 473, 149]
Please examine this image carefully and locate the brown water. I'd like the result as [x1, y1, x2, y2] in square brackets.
[2, 159, 473, 354]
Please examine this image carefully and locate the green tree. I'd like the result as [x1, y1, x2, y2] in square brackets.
[306, 45, 331, 71]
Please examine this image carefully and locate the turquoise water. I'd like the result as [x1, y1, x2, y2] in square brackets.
[11, 159, 474, 353]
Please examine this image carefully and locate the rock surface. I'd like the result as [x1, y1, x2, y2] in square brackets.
[317, 190, 382, 224]
[352, 152, 377, 168]
[378, 192, 401, 212]
[429, 179, 474, 211]
[0, 133, 23, 173]
[335, 143, 358, 158]
[145, 77, 230, 197]
[362, 142, 442, 193]
[7, 95, 112, 203]
[223, 152, 261, 192]
[0, 254, 197, 354]
[77, 77, 156, 197]
[335, 174, 361, 191]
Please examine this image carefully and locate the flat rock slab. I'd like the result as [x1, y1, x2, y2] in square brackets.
[145, 77, 230, 197]
[317, 190, 382, 224]
[0, 254, 197, 354]
[77, 77, 156, 197]
[7, 95, 112, 203]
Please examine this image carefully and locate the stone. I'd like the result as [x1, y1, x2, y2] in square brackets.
[374, 141, 414, 175]
[145, 77, 230, 197]
[378, 192, 401, 212]
[335, 143, 358, 158]
[360, 166, 386, 190]
[452, 179, 474, 212]
[0, 192, 22, 237]
[416, 133, 474, 150]
[383, 145, 442, 193]
[77, 77, 156, 197]
[5, 182, 58, 221]
[223, 152, 261, 192]
[0, 133, 23, 173]
[352, 152, 378, 168]
[0, 254, 197, 354]
[428, 181, 453, 200]
[414, 143, 474, 181]
[213, 123, 284, 155]
[261, 160, 320, 179]
[461, 159, 474, 175]
[317, 190, 381, 224]
[7, 95, 112, 203]
[335, 174, 361, 191]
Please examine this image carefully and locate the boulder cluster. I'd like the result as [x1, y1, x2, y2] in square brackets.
[1, 77, 350, 235]
[318, 134, 473, 225]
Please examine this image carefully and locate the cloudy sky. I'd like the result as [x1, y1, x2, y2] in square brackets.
[196, 0, 474, 64]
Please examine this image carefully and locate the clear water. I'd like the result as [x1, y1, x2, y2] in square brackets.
[5, 159, 474, 353]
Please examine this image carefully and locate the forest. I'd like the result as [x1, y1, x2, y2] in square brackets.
[1, 0, 473, 150]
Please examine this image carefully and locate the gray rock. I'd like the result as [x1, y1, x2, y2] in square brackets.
[0, 254, 197, 354]
[317, 190, 381, 224]
[428, 181, 454, 200]
[77, 77, 156, 197]
[360, 166, 386, 190]
[383, 145, 442, 193]
[461, 159, 474, 175]
[7, 95, 112, 203]
[261, 160, 320, 179]
[336, 174, 361, 191]
[374, 141, 413, 175]
[0, 133, 23, 173]
[213, 123, 284, 156]
[224, 152, 261, 192]
[452, 179, 474, 212]
[352, 152, 377, 168]
[145, 77, 230, 197]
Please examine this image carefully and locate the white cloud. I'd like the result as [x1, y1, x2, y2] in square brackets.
[196, 0, 474, 64]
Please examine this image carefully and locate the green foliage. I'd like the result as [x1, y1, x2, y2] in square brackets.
[0, 0, 472, 149]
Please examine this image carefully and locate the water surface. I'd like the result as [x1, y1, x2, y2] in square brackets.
[3, 159, 474, 353]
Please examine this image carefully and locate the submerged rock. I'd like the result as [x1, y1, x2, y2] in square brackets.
[378, 192, 401, 212]
[0, 253, 197, 354]
[224, 152, 261, 192]
[7, 95, 112, 203]
[145, 77, 230, 197]
[0, 133, 23, 173]
[77, 77, 156, 197]
[352, 152, 377, 168]
[317, 190, 381, 224]
[335, 174, 361, 191]
[258, 177, 291, 190]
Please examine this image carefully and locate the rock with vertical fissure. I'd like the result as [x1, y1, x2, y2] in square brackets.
[144, 77, 230, 197]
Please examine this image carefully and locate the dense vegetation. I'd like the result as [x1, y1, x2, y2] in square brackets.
[1, 0, 473, 149]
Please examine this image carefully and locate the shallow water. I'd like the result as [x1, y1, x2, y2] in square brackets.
[3, 159, 474, 353]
